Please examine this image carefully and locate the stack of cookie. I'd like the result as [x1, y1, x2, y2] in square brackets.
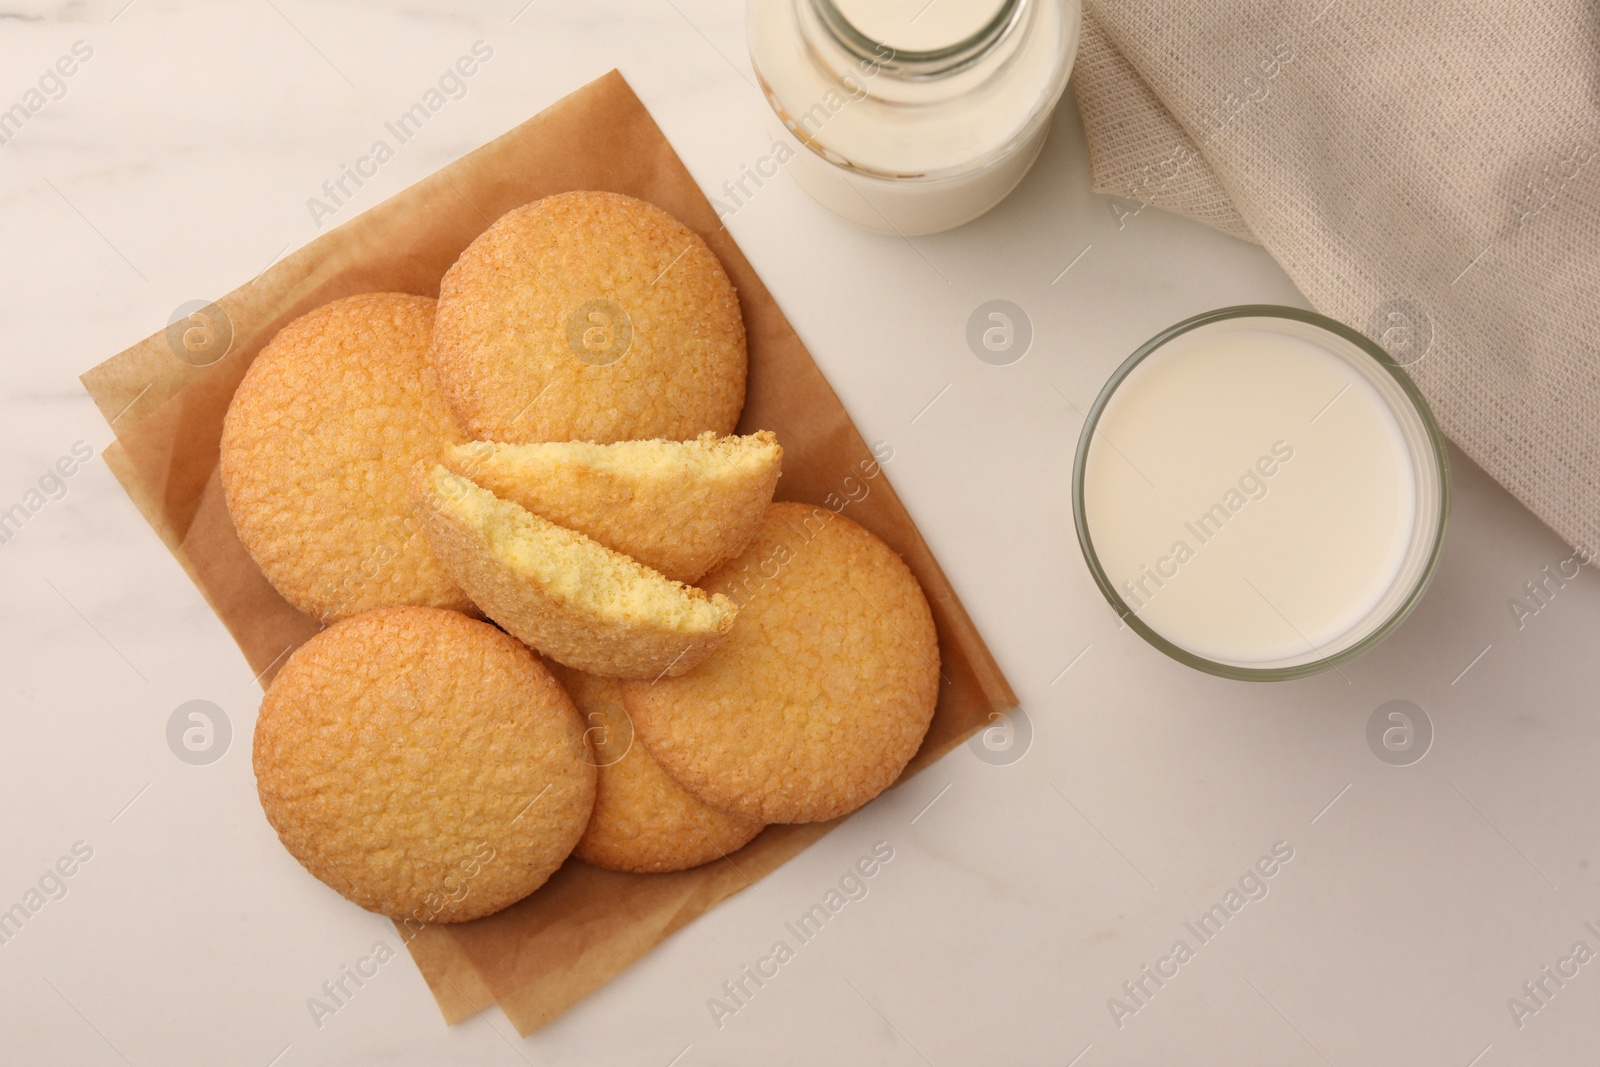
[223, 192, 939, 925]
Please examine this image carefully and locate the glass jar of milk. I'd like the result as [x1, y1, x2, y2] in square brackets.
[747, 0, 1082, 235]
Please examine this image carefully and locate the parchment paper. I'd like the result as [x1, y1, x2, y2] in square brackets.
[81, 70, 1016, 1036]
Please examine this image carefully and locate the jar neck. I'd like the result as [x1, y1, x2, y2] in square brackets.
[805, 0, 1027, 78]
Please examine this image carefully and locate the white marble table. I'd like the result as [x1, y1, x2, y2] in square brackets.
[3, 3, 1596, 1064]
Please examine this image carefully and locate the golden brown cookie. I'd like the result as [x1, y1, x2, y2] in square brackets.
[429, 191, 746, 444]
[252, 607, 595, 923]
[444, 432, 781, 584]
[219, 293, 471, 622]
[549, 664, 763, 873]
[625, 502, 940, 824]
[413, 464, 737, 679]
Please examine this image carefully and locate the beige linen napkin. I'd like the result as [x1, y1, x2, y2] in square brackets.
[1073, 0, 1600, 561]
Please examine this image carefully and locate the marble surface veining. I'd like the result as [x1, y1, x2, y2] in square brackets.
[1, 2, 1596, 1064]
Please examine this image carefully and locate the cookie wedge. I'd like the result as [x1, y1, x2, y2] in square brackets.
[414, 464, 737, 679]
[444, 431, 781, 584]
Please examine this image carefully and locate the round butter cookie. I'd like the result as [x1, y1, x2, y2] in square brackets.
[430, 191, 746, 444]
[624, 502, 940, 824]
[551, 664, 763, 873]
[220, 292, 471, 622]
[253, 607, 595, 923]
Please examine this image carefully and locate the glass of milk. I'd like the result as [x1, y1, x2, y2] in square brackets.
[1073, 307, 1451, 680]
[746, 0, 1082, 235]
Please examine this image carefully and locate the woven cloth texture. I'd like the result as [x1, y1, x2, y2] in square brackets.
[1073, 0, 1600, 559]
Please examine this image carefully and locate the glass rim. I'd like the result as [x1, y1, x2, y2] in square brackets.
[812, 0, 1026, 75]
[750, 0, 1081, 185]
[1070, 304, 1452, 682]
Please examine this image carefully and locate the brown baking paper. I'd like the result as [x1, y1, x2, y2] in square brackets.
[81, 70, 1016, 1036]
